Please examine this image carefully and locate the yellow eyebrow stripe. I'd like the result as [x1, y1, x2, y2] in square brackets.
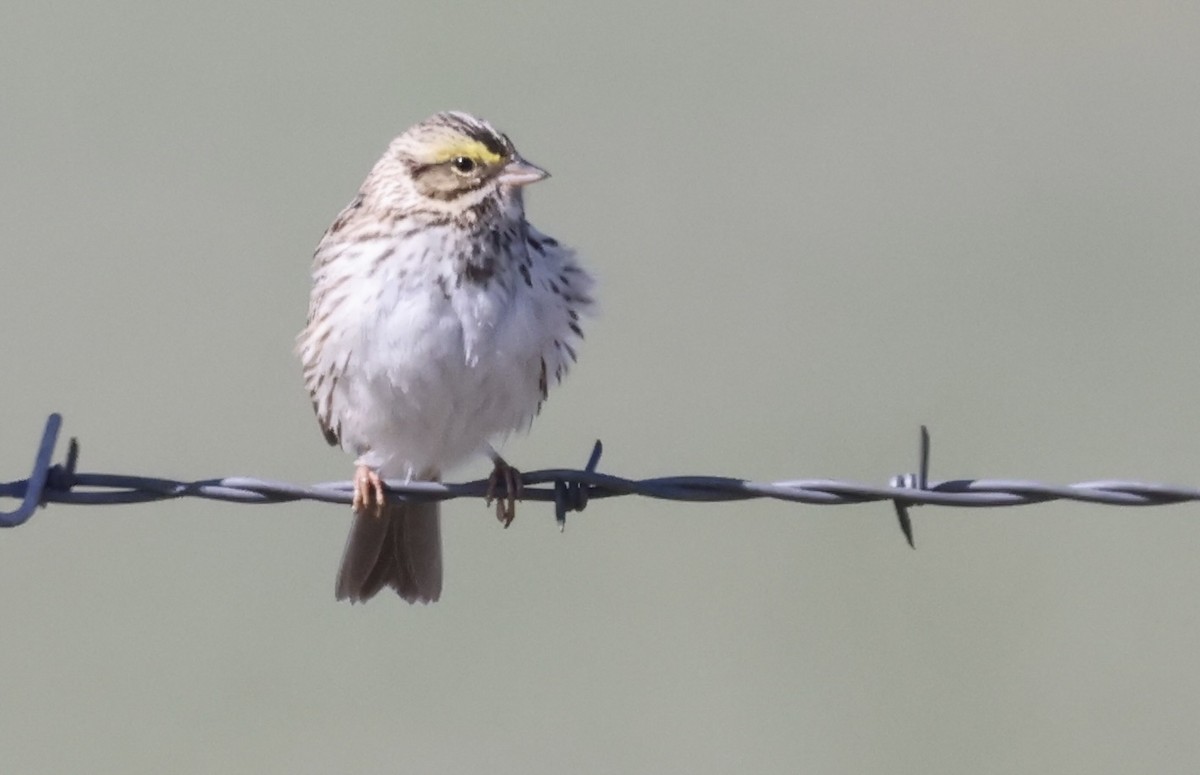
[431, 140, 504, 166]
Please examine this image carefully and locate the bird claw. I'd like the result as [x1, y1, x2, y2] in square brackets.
[353, 465, 387, 517]
[486, 457, 523, 527]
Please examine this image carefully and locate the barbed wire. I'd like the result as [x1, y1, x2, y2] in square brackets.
[4, 414, 1200, 547]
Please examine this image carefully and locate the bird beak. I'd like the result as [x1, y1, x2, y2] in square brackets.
[497, 158, 549, 187]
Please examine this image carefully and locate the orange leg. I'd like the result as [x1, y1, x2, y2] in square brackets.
[353, 464, 386, 516]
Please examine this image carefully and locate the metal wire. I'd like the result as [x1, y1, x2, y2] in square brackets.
[4, 413, 1200, 547]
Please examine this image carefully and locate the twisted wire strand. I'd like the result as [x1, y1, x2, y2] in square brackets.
[3, 414, 1199, 547]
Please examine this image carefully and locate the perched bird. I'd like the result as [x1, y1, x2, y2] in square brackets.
[297, 111, 593, 604]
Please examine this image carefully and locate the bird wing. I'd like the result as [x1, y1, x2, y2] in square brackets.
[297, 194, 371, 448]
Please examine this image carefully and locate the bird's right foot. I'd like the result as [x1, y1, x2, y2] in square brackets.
[353, 465, 387, 516]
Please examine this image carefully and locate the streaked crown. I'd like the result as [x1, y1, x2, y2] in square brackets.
[403, 111, 513, 168]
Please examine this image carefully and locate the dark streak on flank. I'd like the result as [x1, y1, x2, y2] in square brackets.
[463, 256, 496, 286]
[518, 264, 532, 288]
[370, 246, 396, 276]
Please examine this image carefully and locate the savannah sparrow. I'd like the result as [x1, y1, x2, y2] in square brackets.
[297, 111, 593, 604]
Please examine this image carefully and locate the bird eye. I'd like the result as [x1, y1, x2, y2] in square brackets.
[450, 156, 476, 174]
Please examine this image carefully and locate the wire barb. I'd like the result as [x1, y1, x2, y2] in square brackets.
[555, 440, 603, 531]
[6, 414, 1200, 544]
[0, 413, 63, 527]
[888, 425, 930, 549]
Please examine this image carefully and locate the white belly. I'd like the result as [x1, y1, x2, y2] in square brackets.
[335, 247, 545, 478]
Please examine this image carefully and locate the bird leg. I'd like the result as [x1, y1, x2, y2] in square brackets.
[353, 464, 387, 516]
[486, 454, 523, 528]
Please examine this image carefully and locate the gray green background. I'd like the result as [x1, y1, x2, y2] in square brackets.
[4, 2, 1200, 773]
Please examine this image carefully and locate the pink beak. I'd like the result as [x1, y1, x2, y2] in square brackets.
[497, 158, 549, 187]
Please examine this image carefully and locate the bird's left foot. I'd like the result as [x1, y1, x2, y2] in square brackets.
[353, 464, 387, 517]
[486, 456, 523, 528]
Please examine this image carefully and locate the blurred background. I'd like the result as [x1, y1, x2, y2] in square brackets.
[3, 2, 1200, 773]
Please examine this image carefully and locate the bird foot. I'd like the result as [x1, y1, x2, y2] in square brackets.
[353, 465, 387, 516]
[486, 457, 523, 528]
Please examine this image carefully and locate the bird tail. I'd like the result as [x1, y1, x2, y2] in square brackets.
[336, 499, 442, 604]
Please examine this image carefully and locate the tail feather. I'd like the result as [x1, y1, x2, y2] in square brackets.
[336, 500, 442, 604]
